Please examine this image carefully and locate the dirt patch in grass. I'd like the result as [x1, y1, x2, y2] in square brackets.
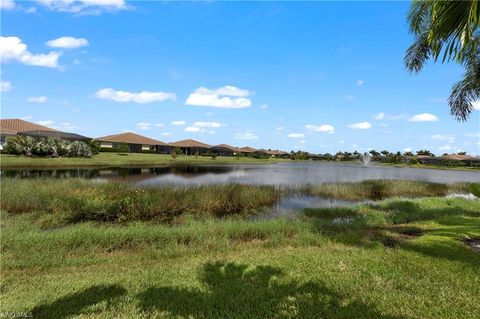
[382, 227, 425, 248]
[463, 237, 480, 252]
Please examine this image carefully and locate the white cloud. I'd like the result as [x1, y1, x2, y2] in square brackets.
[403, 147, 412, 153]
[95, 88, 176, 104]
[35, 120, 55, 127]
[155, 123, 164, 127]
[276, 127, 284, 131]
[288, 133, 305, 138]
[0, 36, 61, 68]
[0, 0, 15, 10]
[356, 80, 364, 86]
[136, 122, 151, 130]
[185, 126, 200, 132]
[408, 113, 439, 122]
[305, 124, 335, 133]
[57, 122, 75, 131]
[171, 120, 186, 126]
[193, 121, 223, 128]
[28, 96, 47, 103]
[432, 134, 455, 143]
[472, 100, 480, 111]
[300, 140, 306, 144]
[46, 36, 88, 49]
[161, 132, 172, 136]
[348, 121, 372, 129]
[35, 120, 76, 131]
[260, 104, 269, 109]
[235, 132, 259, 140]
[21, 116, 32, 120]
[372, 112, 407, 121]
[465, 132, 480, 138]
[185, 85, 252, 109]
[439, 145, 452, 151]
[0, 81, 12, 92]
[34, 0, 128, 14]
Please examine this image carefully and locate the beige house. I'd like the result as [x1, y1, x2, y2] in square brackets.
[210, 144, 238, 156]
[96, 132, 171, 153]
[169, 139, 211, 155]
[0, 118, 89, 145]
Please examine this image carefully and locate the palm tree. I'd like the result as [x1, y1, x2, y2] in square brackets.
[45, 137, 70, 157]
[7, 135, 37, 156]
[405, 1, 480, 121]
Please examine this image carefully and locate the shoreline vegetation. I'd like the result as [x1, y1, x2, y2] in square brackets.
[1, 178, 479, 318]
[1, 153, 479, 171]
[1, 179, 475, 225]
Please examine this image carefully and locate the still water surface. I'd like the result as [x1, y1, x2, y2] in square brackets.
[2, 162, 479, 185]
[3, 162, 478, 217]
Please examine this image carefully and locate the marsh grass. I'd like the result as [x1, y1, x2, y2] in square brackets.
[1, 179, 281, 223]
[300, 180, 469, 201]
[1, 179, 473, 227]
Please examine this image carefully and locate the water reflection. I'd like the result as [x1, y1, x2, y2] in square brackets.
[1, 162, 479, 185]
[252, 195, 363, 220]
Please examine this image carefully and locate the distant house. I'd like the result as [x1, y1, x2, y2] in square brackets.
[237, 146, 257, 156]
[96, 132, 170, 153]
[416, 155, 439, 164]
[169, 139, 211, 155]
[210, 144, 238, 156]
[0, 118, 90, 145]
[441, 154, 480, 165]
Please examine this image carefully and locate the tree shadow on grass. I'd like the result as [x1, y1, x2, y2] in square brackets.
[137, 261, 405, 319]
[30, 284, 126, 319]
[305, 200, 480, 266]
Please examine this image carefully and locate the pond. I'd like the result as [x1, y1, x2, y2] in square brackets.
[1, 162, 479, 185]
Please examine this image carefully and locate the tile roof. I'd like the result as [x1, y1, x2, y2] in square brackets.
[238, 146, 257, 153]
[169, 139, 211, 148]
[0, 127, 17, 135]
[212, 144, 238, 151]
[96, 132, 168, 146]
[0, 119, 59, 133]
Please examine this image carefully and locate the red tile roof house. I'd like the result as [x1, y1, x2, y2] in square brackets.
[210, 144, 239, 157]
[95, 132, 171, 153]
[0, 118, 90, 145]
[169, 139, 211, 155]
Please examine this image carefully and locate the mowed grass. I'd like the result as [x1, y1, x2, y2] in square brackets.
[0, 152, 290, 168]
[1, 194, 479, 318]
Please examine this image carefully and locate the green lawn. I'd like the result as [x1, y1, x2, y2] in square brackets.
[0, 152, 290, 168]
[377, 162, 480, 172]
[1, 153, 477, 171]
[1, 196, 479, 318]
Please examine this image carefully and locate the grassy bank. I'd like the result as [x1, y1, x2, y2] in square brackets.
[302, 180, 471, 201]
[0, 152, 289, 168]
[377, 162, 480, 171]
[0, 179, 280, 224]
[1, 197, 479, 318]
[1, 179, 474, 226]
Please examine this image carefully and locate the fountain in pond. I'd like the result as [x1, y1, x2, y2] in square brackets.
[361, 152, 372, 167]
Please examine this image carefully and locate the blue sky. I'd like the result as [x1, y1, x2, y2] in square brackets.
[1, 0, 479, 155]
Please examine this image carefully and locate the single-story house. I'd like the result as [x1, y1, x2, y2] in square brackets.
[416, 155, 438, 164]
[0, 118, 89, 144]
[210, 144, 238, 156]
[0, 127, 17, 145]
[169, 139, 211, 155]
[95, 132, 170, 153]
[237, 146, 257, 156]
